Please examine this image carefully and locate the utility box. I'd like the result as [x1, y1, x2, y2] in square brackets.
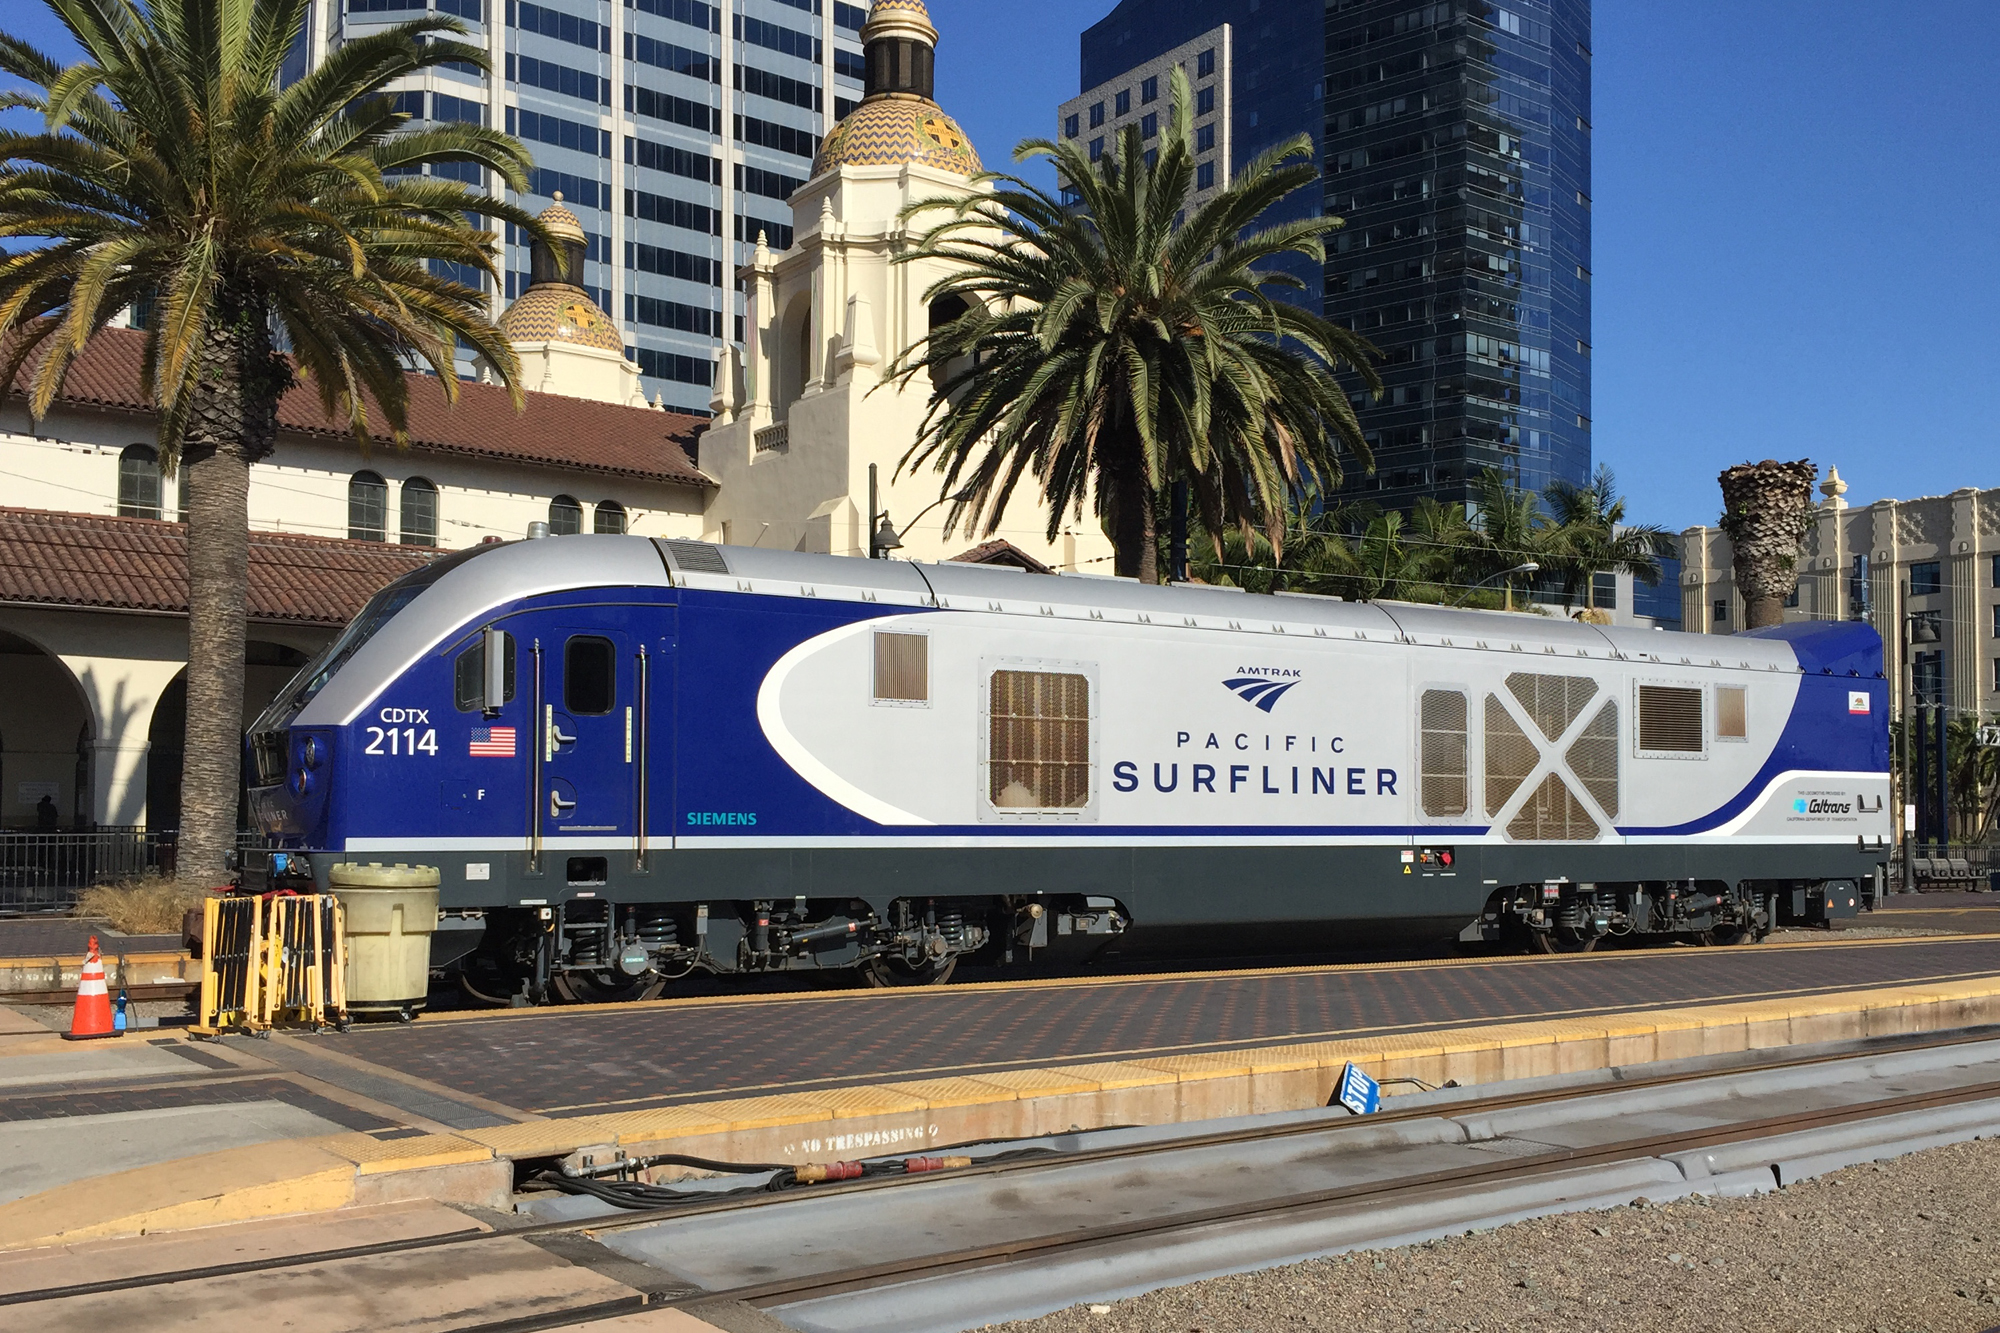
[329, 862, 439, 1019]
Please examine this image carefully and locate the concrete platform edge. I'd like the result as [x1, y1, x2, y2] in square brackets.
[3, 975, 1998, 1253]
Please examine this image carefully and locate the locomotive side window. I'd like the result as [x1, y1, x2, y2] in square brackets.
[873, 632, 929, 704]
[1715, 685, 1747, 740]
[988, 670, 1090, 809]
[1638, 684, 1705, 754]
[1419, 689, 1469, 817]
[564, 636, 617, 715]
[453, 632, 516, 711]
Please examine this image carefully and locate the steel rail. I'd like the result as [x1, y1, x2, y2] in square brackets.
[6, 1024, 1999, 1311]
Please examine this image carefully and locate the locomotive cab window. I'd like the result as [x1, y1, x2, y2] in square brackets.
[453, 632, 516, 711]
[1637, 684, 1705, 755]
[564, 636, 616, 715]
[1715, 685, 1747, 740]
[873, 632, 928, 704]
[987, 669, 1091, 811]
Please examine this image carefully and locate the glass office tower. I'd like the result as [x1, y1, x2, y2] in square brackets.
[1078, 0, 1327, 302]
[317, 0, 869, 415]
[1322, 0, 1592, 507]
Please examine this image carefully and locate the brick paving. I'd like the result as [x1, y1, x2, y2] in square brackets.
[323, 935, 2000, 1118]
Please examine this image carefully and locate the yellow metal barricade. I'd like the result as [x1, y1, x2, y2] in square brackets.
[192, 893, 347, 1036]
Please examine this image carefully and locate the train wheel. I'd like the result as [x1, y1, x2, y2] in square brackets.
[552, 972, 666, 1004]
[858, 955, 958, 987]
[1706, 920, 1761, 946]
[1528, 926, 1598, 955]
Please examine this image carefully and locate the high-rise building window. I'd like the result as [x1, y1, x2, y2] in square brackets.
[348, 471, 387, 542]
[1196, 161, 1215, 190]
[593, 501, 627, 534]
[1114, 88, 1130, 116]
[116, 445, 162, 519]
[1196, 47, 1215, 79]
[1088, 136, 1103, 161]
[1196, 85, 1215, 116]
[1991, 602, 1999, 639]
[1140, 76, 1158, 104]
[1910, 561, 1942, 596]
[1712, 600, 1728, 629]
[549, 495, 583, 535]
[1195, 122, 1215, 153]
[400, 477, 438, 547]
[1064, 112, 1079, 139]
[1089, 101, 1104, 128]
[1140, 112, 1157, 139]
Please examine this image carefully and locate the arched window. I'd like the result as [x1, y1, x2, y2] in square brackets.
[117, 445, 162, 519]
[548, 495, 583, 535]
[928, 296, 971, 394]
[400, 477, 438, 547]
[348, 471, 387, 542]
[592, 501, 627, 534]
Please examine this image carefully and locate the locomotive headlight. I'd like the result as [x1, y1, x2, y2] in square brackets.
[289, 767, 316, 797]
[298, 735, 324, 770]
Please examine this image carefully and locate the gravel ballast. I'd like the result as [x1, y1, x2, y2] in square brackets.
[996, 1136, 2000, 1333]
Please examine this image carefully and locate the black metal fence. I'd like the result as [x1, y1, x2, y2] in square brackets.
[0, 829, 272, 915]
[0, 828, 170, 914]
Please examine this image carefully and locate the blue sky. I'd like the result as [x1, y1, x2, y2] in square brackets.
[9, 0, 1997, 532]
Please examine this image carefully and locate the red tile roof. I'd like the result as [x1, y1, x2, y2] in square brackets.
[0, 507, 435, 626]
[950, 538, 1053, 574]
[9, 326, 712, 488]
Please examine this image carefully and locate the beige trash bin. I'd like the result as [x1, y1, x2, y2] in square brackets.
[328, 862, 439, 1019]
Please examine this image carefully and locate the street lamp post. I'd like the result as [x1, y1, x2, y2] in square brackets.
[1451, 561, 1540, 609]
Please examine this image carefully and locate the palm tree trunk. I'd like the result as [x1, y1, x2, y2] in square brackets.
[1109, 455, 1158, 584]
[1717, 459, 1816, 631]
[175, 308, 287, 881]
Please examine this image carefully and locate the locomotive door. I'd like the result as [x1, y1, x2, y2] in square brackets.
[541, 629, 637, 848]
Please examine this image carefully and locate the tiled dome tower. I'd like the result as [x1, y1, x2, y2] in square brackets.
[810, 0, 981, 179]
[487, 195, 652, 407]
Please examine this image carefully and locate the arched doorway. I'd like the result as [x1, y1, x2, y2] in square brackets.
[0, 628, 94, 831]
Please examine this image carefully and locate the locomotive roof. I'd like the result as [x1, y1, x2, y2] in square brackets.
[295, 534, 1853, 728]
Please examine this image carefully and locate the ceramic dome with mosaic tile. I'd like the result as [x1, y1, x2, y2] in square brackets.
[811, 0, 979, 179]
[497, 195, 623, 354]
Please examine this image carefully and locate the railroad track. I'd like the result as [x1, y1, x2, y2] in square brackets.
[9, 1024, 2000, 1328]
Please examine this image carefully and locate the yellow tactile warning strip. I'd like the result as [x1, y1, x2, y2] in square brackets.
[5, 972, 2000, 1252]
[407, 930, 2000, 1027]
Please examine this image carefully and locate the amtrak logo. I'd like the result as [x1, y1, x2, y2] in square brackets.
[1223, 669, 1301, 713]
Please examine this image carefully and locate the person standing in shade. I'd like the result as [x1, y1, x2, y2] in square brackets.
[35, 794, 58, 832]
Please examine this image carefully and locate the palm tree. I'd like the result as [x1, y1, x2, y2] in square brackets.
[1, 0, 550, 879]
[886, 66, 1382, 583]
[1717, 459, 1818, 629]
[1465, 467, 1557, 611]
[1543, 464, 1674, 612]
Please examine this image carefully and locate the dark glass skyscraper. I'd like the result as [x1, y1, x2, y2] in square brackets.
[1074, 0, 1591, 511]
[1323, 0, 1592, 507]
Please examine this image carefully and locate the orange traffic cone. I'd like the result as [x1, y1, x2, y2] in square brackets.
[62, 936, 120, 1041]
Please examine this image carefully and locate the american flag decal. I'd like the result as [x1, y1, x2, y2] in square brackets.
[469, 726, 517, 757]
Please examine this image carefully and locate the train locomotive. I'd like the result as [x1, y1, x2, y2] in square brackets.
[243, 535, 1893, 1002]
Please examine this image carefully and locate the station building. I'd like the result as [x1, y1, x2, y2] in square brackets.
[1679, 469, 2000, 720]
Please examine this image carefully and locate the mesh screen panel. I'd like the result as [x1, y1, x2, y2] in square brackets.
[989, 671, 1090, 809]
[1485, 694, 1538, 817]
[1506, 771, 1601, 842]
[1420, 689, 1469, 817]
[1639, 684, 1704, 752]
[873, 632, 928, 702]
[1506, 672, 1598, 741]
[1566, 699, 1619, 819]
[1716, 685, 1746, 739]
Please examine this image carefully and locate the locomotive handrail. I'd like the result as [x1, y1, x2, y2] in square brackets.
[530, 638, 544, 875]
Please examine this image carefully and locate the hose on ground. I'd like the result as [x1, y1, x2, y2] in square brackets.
[528, 1147, 1057, 1210]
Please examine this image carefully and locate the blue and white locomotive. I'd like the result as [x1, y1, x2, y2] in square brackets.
[245, 535, 1893, 1001]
